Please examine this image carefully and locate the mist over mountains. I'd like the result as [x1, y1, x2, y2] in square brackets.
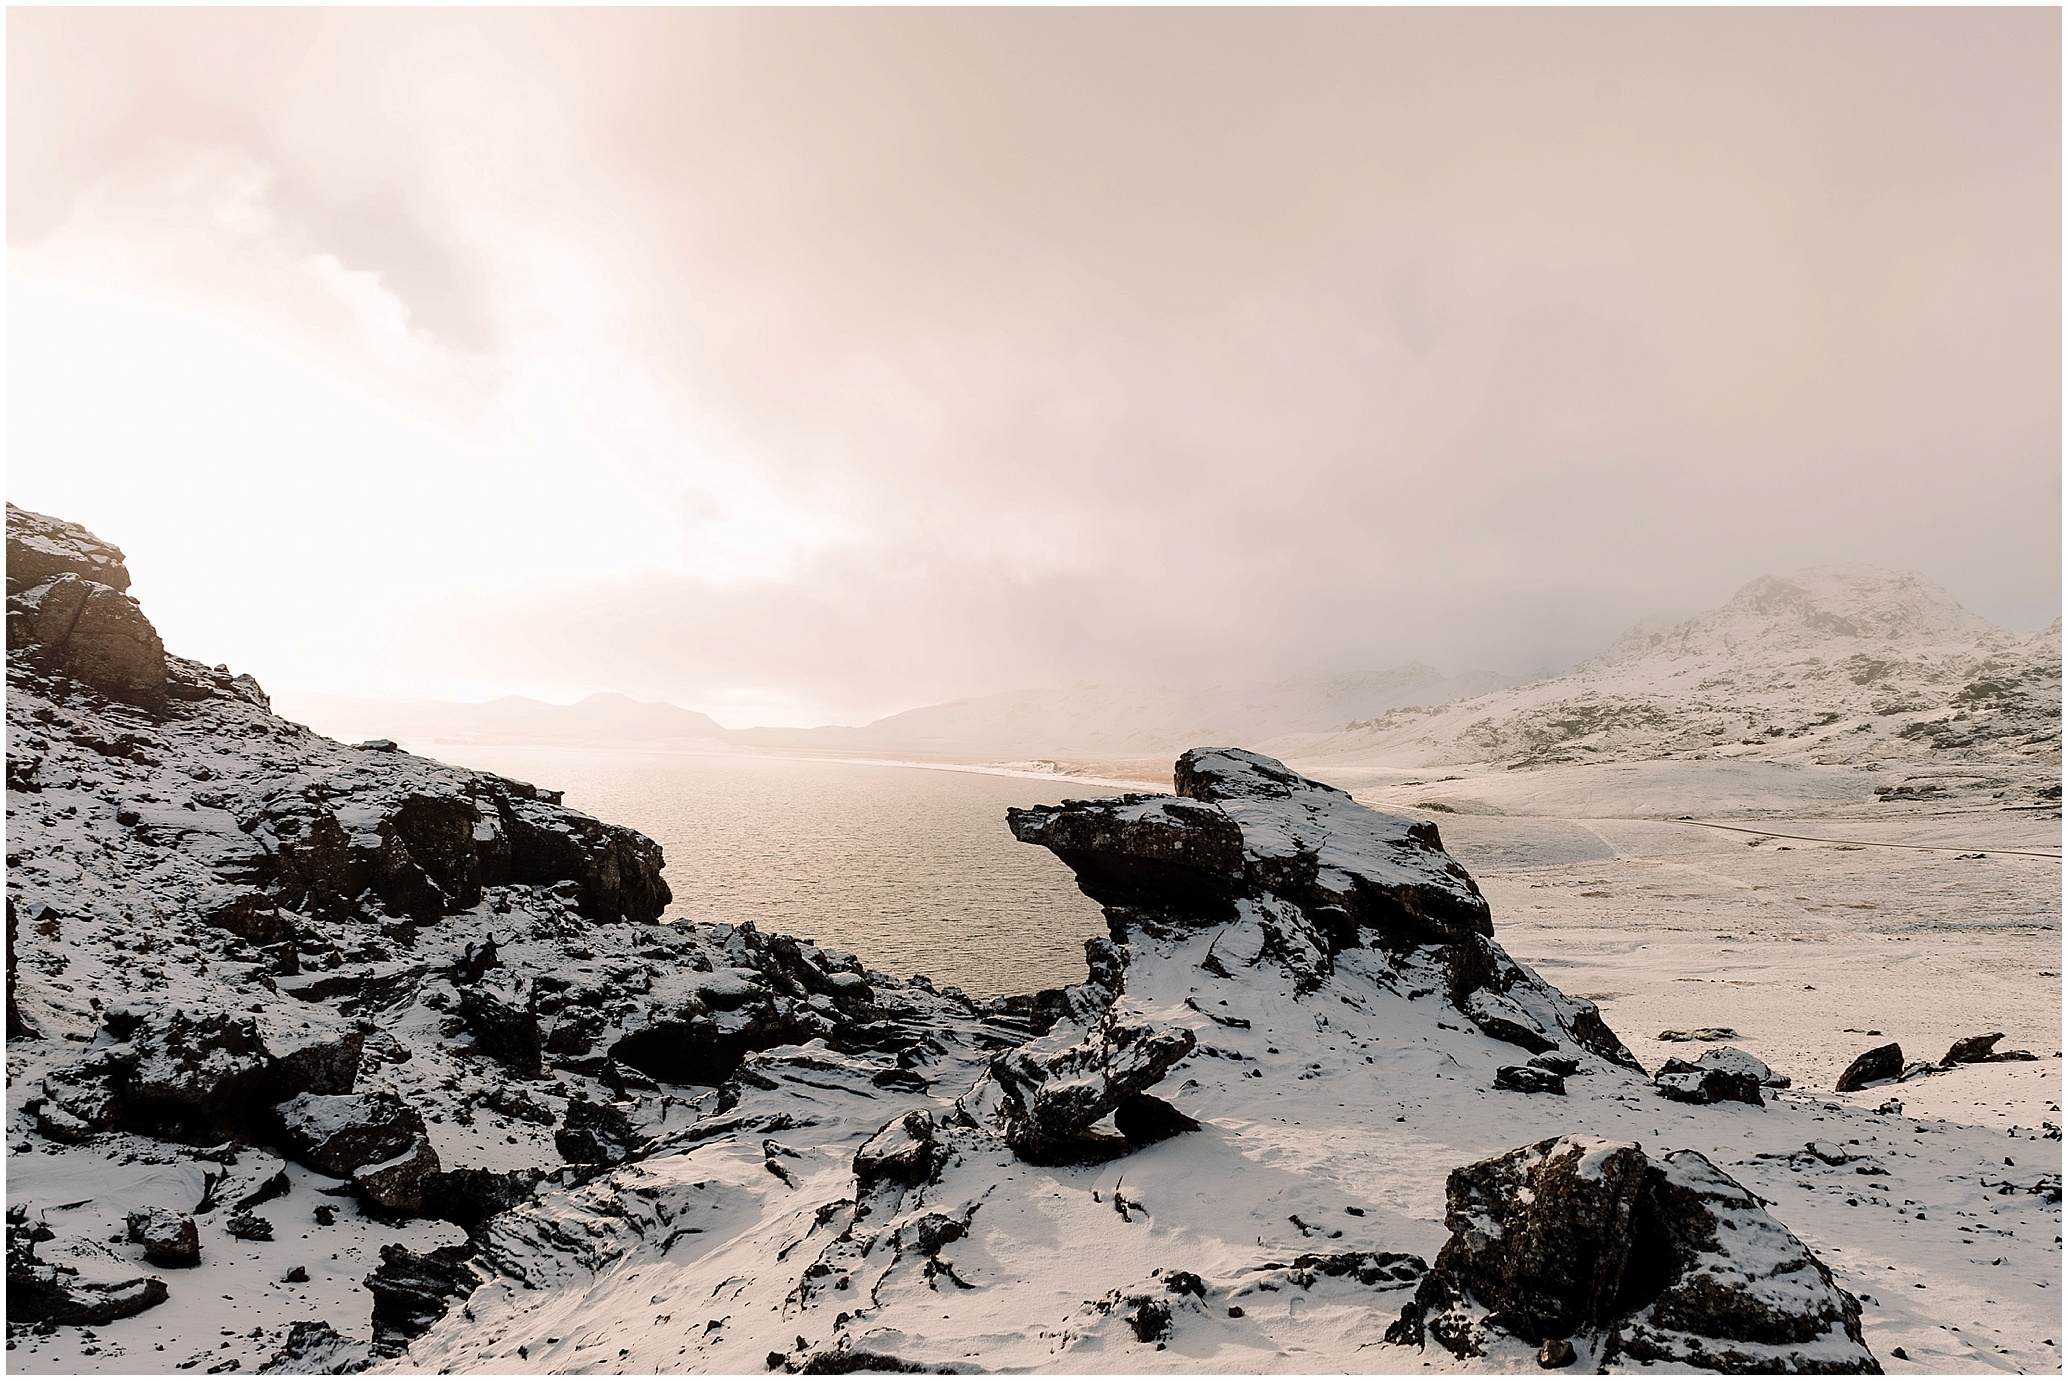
[274, 565, 2060, 791]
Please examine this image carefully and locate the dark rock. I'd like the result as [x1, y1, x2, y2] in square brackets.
[352, 1141, 441, 1217]
[419, 1167, 548, 1231]
[1658, 1027, 1738, 1043]
[1164, 1270, 1208, 1297]
[853, 1110, 945, 1199]
[1411, 1135, 1880, 1373]
[1529, 1054, 1582, 1077]
[276, 1093, 426, 1178]
[1277, 1250, 1426, 1289]
[313, 1206, 336, 1227]
[1835, 1043, 1904, 1093]
[1538, 1337, 1577, 1368]
[8, 572, 169, 714]
[364, 1243, 480, 1357]
[126, 1207, 201, 1267]
[258, 1320, 368, 1374]
[1943, 1033, 2038, 1064]
[284, 1267, 310, 1283]
[1113, 1092, 1201, 1145]
[1653, 1048, 1767, 1106]
[1494, 1066, 1567, 1095]
[225, 1212, 273, 1242]
[796, 1349, 939, 1374]
[1606, 1150, 1879, 1373]
[44, 1009, 363, 1143]
[1121, 1293, 1173, 1343]
[990, 1004, 1196, 1165]
[7, 898, 33, 1041]
[1436, 1136, 1652, 1342]
[555, 1093, 639, 1166]
[456, 983, 543, 1077]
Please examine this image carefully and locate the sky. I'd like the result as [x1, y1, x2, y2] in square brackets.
[7, 8, 2060, 728]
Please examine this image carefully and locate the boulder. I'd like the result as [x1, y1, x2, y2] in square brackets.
[7, 572, 168, 714]
[126, 1207, 201, 1267]
[226, 1212, 274, 1242]
[354, 1141, 441, 1217]
[276, 1092, 441, 1210]
[854, 1110, 946, 1199]
[989, 1005, 1197, 1165]
[1494, 1066, 1567, 1095]
[1402, 1135, 1879, 1374]
[1606, 1151, 1880, 1373]
[1653, 1048, 1772, 1106]
[1834, 1043, 1903, 1093]
[1435, 1136, 1653, 1342]
[457, 982, 543, 1077]
[1942, 1033, 2039, 1065]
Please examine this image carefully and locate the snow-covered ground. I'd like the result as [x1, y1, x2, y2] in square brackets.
[8, 512, 2059, 1376]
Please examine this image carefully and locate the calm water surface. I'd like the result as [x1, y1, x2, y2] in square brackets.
[411, 745, 1120, 997]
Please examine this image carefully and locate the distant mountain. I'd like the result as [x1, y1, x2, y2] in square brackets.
[1280, 566, 2061, 799]
[270, 689, 732, 748]
[741, 664, 1517, 759]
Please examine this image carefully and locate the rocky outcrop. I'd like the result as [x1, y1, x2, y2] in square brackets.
[1008, 748, 1639, 1068]
[364, 1243, 482, 1357]
[278, 1093, 441, 1214]
[7, 505, 167, 713]
[1397, 1136, 1879, 1374]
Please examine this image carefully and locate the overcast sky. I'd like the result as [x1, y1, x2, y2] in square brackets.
[8, 8, 2059, 727]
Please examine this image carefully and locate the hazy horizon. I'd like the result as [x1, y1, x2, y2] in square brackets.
[9, 8, 2059, 727]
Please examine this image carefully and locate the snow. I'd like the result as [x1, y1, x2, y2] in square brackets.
[8, 554, 2059, 1375]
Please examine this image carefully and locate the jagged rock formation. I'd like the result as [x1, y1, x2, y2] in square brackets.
[1004, 747, 1639, 1091]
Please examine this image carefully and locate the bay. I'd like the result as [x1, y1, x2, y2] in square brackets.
[403, 744, 1121, 998]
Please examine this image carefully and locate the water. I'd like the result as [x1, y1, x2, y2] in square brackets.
[408, 745, 1121, 998]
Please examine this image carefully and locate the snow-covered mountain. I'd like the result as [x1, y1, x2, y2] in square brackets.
[11, 506, 1988, 1376]
[1279, 566, 2060, 810]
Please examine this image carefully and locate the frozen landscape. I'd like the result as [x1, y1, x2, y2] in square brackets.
[6, 504, 2060, 1376]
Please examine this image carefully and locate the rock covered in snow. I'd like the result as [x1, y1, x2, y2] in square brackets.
[125, 1206, 201, 1267]
[1007, 748, 1638, 1076]
[1400, 1135, 1880, 1373]
[1653, 1046, 1782, 1106]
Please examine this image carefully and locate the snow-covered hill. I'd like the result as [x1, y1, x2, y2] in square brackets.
[1275, 566, 2060, 814]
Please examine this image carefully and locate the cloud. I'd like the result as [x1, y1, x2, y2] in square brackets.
[7, 9, 2059, 723]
